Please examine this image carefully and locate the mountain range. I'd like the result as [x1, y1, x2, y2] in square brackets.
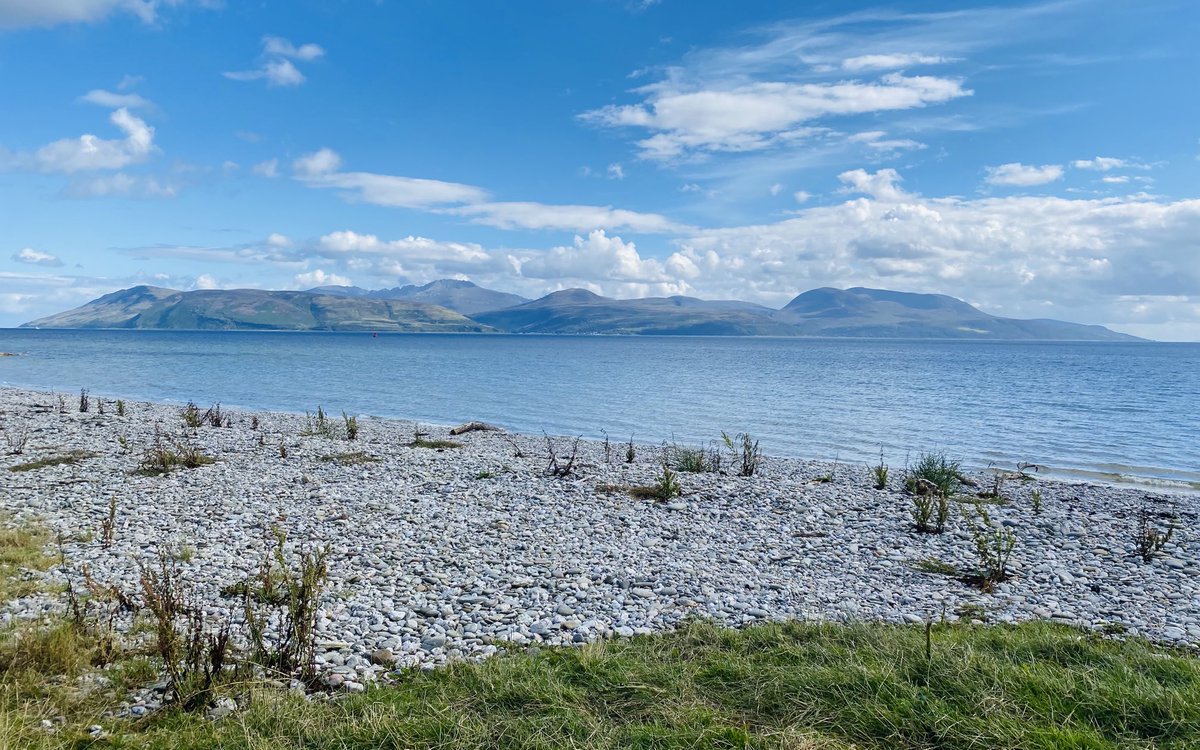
[21, 281, 1142, 340]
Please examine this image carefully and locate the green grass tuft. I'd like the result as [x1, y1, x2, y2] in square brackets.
[8, 451, 96, 472]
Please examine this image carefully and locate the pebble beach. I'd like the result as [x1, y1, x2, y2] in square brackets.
[2, 385, 1197, 696]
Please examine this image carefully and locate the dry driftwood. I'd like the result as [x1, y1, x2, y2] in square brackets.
[449, 421, 502, 436]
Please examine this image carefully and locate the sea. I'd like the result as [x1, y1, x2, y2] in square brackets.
[1, 330, 1196, 492]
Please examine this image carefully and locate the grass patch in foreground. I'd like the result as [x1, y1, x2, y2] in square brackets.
[0, 517, 55, 601]
[4, 620, 1200, 749]
[8, 451, 96, 472]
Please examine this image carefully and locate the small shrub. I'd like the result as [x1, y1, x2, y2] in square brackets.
[203, 403, 225, 428]
[1135, 506, 1176, 563]
[3, 423, 29, 455]
[250, 415, 260, 430]
[138, 548, 232, 710]
[55, 393, 67, 414]
[182, 401, 202, 429]
[906, 452, 962, 497]
[116, 399, 127, 417]
[544, 433, 580, 477]
[342, 411, 359, 441]
[96, 397, 106, 415]
[630, 464, 682, 501]
[279, 441, 288, 459]
[78, 388, 90, 413]
[475, 470, 497, 480]
[669, 440, 722, 473]
[968, 506, 1016, 589]
[870, 450, 889, 490]
[240, 529, 329, 686]
[137, 430, 215, 476]
[625, 435, 636, 464]
[911, 483, 951, 534]
[409, 427, 463, 451]
[100, 497, 117, 548]
[303, 406, 339, 439]
[1031, 489, 1043, 515]
[722, 431, 762, 476]
[601, 429, 612, 465]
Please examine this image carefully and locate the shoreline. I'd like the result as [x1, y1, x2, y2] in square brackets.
[1, 385, 1198, 693]
[2, 374, 1196, 495]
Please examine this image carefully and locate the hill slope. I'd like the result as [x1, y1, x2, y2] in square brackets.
[22, 287, 492, 332]
[776, 287, 1139, 340]
[474, 289, 799, 335]
[309, 280, 528, 316]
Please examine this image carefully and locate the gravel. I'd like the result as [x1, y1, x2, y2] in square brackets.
[1, 385, 1197, 692]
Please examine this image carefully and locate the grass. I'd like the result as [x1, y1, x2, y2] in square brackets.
[318, 451, 379, 465]
[8, 450, 95, 472]
[0, 517, 55, 602]
[409, 438, 462, 450]
[2, 620, 1199, 749]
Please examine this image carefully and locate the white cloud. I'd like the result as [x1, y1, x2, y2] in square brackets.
[838, 167, 908, 201]
[985, 162, 1063, 187]
[252, 159, 280, 178]
[13, 248, 64, 267]
[449, 202, 685, 233]
[193, 273, 220, 290]
[293, 269, 351, 288]
[518, 230, 693, 297]
[224, 36, 324, 87]
[769, 183, 783, 196]
[793, 190, 812, 203]
[263, 36, 325, 61]
[65, 172, 177, 197]
[1072, 156, 1128, 171]
[19, 108, 157, 173]
[292, 148, 487, 208]
[79, 89, 153, 109]
[291, 148, 678, 232]
[841, 53, 950, 71]
[666, 171, 1200, 336]
[607, 163, 625, 180]
[0, 0, 198, 28]
[583, 73, 969, 161]
[1102, 175, 1130, 184]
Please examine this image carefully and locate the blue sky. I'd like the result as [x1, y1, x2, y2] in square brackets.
[1, 0, 1198, 339]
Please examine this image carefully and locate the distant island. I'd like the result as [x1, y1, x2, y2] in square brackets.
[21, 280, 1141, 341]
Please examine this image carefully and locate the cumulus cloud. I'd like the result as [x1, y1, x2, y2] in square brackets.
[8, 108, 158, 173]
[668, 170, 1200, 336]
[518, 230, 694, 297]
[224, 36, 324, 87]
[294, 269, 351, 288]
[582, 73, 970, 160]
[0, 0, 201, 28]
[607, 163, 625, 180]
[12, 248, 63, 267]
[841, 53, 950, 71]
[985, 162, 1064, 187]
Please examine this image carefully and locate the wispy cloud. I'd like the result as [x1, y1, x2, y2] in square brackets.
[224, 35, 325, 87]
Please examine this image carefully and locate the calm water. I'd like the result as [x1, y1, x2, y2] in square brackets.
[1, 330, 1196, 491]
